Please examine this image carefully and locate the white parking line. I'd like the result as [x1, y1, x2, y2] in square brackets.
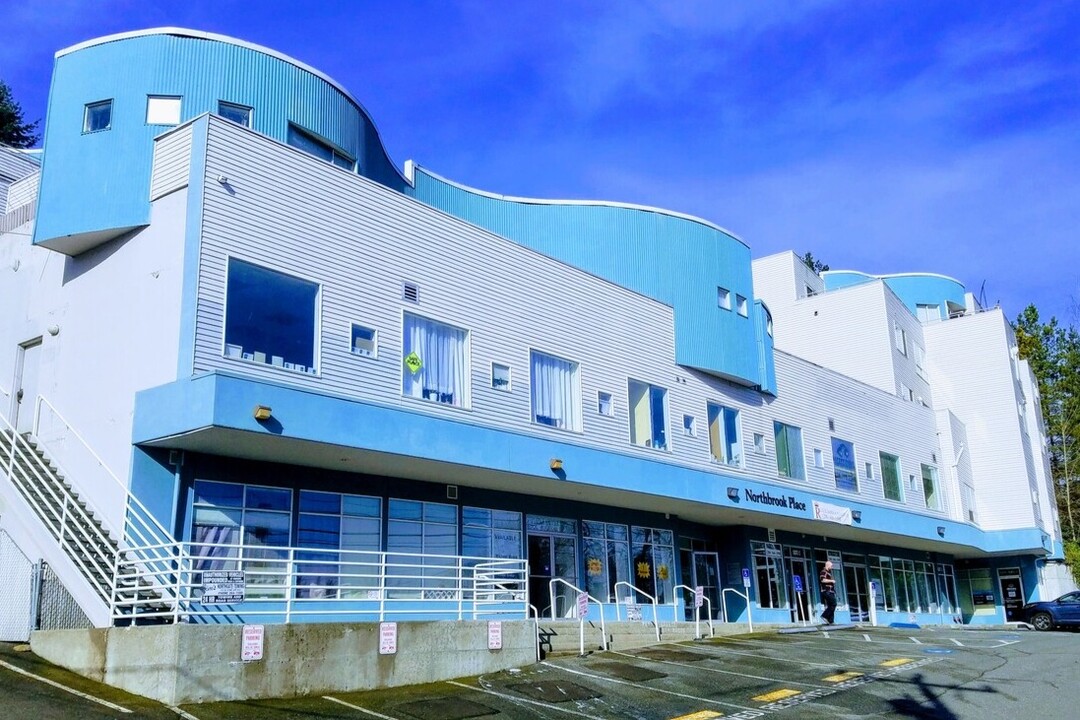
[909, 637, 923, 645]
[168, 706, 202, 720]
[323, 695, 400, 719]
[0, 658, 132, 714]
[448, 680, 606, 719]
[543, 660, 759, 713]
[949, 638, 964, 646]
[669, 643, 836, 668]
[608, 650, 828, 690]
[863, 634, 872, 642]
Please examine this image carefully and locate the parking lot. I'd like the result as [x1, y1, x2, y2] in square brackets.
[3, 626, 1078, 719]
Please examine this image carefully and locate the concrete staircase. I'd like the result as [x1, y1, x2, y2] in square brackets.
[0, 429, 170, 625]
[538, 619, 776, 657]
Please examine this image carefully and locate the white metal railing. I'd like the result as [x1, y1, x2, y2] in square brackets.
[548, 578, 608, 654]
[527, 604, 542, 661]
[722, 588, 753, 632]
[674, 584, 714, 639]
[614, 581, 660, 641]
[112, 542, 528, 624]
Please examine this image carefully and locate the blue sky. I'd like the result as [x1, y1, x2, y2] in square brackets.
[3, 1, 1078, 324]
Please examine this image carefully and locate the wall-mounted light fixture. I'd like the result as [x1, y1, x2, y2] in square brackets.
[253, 405, 273, 421]
[550, 458, 563, 472]
[937, 526, 946, 537]
[727, 487, 740, 501]
[851, 510, 862, 522]
[46, 324, 60, 336]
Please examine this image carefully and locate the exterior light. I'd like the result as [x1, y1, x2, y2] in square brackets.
[937, 526, 946, 537]
[727, 487, 740, 501]
[550, 458, 563, 471]
[253, 405, 273, 421]
[851, 510, 862, 522]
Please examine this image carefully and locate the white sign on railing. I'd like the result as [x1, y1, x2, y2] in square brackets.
[202, 570, 246, 603]
[379, 622, 397, 654]
[488, 621, 502, 650]
[241, 624, 264, 662]
[576, 592, 589, 619]
[695, 586, 704, 608]
[627, 603, 642, 621]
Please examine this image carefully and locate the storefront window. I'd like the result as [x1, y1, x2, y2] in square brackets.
[387, 499, 458, 596]
[895, 558, 918, 612]
[751, 541, 788, 609]
[869, 555, 897, 611]
[462, 507, 522, 560]
[631, 527, 675, 604]
[583, 521, 630, 603]
[937, 564, 960, 615]
[916, 561, 937, 613]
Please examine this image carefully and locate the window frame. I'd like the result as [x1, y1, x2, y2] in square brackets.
[529, 349, 582, 432]
[597, 391, 614, 417]
[146, 95, 182, 126]
[401, 311, 470, 409]
[350, 323, 377, 358]
[717, 287, 732, 310]
[286, 122, 355, 170]
[83, 99, 113, 133]
[773, 421, 806, 480]
[921, 464, 940, 510]
[707, 402, 743, 467]
[217, 100, 253, 127]
[894, 322, 907, 355]
[735, 294, 748, 317]
[491, 362, 512, 392]
[627, 378, 670, 451]
[880, 451, 903, 502]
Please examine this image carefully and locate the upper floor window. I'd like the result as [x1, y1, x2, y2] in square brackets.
[880, 452, 903, 501]
[530, 350, 581, 431]
[350, 324, 377, 358]
[224, 258, 319, 373]
[717, 287, 732, 310]
[598, 391, 614, 417]
[774, 421, 805, 480]
[921, 464, 940, 510]
[894, 323, 907, 355]
[736, 294, 748, 317]
[832, 437, 858, 492]
[218, 101, 253, 127]
[287, 123, 354, 170]
[707, 403, 742, 466]
[402, 313, 468, 408]
[916, 303, 939, 322]
[83, 100, 112, 132]
[146, 96, 181, 126]
[491, 362, 511, 391]
[628, 379, 668, 450]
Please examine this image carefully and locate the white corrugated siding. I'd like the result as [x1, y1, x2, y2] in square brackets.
[4, 171, 39, 214]
[150, 125, 193, 200]
[189, 117, 951, 519]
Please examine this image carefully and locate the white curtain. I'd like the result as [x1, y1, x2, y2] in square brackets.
[403, 314, 466, 406]
[531, 352, 581, 431]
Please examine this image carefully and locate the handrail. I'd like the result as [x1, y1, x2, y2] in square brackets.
[527, 604, 542, 662]
[674, 584, 714, 639]
[614, 581, 660, 641]
[548, 578, 608, 653]
[722, 588, 753, 633]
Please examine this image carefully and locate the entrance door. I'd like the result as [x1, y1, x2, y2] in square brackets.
[844, 563, 870, 622]
[692, 551, 721, 620]
[784, 548, 813, 622]
[998, 568, 1024, 622]
[12, 338, 43, 433]
[528, 531, 578, 618]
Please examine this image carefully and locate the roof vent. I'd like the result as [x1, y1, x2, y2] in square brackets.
[402, 282, 419, 304]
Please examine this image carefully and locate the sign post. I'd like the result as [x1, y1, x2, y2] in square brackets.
[793, 574, 807, 626]
[487, 621, 502, 651]
[742, 568, 753, 633]
[869, 581, 879, 627]
[576, 592, 589, 656]
[694, 585, 704, 639]
[379, 622, 398, 655]
[241, 624, 264, 662]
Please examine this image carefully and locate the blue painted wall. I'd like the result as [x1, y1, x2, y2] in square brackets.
[823, 271, 967, 320]
[408, 167, 768, 387]
[35, 30, 404, 253]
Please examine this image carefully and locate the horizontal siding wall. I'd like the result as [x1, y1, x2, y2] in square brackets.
[192, 117, 952, 521]
[925, 311, 1035, 530]
[150, 126, 193, 200]
[5, 171, 40, 214]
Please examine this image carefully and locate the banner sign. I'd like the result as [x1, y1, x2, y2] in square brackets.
[812, 500, 853, 526]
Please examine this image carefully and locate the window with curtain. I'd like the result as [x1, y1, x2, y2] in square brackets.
[880, 452, 903, 501]
[774, 422, 806, 480]
[707, 403, 742, 466]
[402, 313, 468, 408]
[832, 437, 858, 491]
[628, 379, 668, 450]
[530, 351, 581, 431]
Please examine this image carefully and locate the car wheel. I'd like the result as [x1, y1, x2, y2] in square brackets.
[1031, 612, 1053, 631]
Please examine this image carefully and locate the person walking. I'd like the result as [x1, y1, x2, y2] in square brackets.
[819, 560, 837, 624]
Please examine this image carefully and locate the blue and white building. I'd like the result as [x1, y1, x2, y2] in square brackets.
[0, 28, 1070, 640]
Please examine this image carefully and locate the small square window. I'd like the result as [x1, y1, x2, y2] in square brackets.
[218, 101, 252, 127]
[492, 363, 511, 391]
[84, 100, 112, 132]
[753, 433, 765, 454]
[683, 414, 696, 436]
[736, 294, 748, 317]
[717, 287, 732, 310]
[351, 324, 377, 357]
[598, 391, 614, 417]
[813, 448, 824, 468]
[865, 462, 874, 480]
[146, 95, 182, 125]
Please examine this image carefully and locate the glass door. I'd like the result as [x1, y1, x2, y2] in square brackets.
[844, 563, 870, 622]
[527, 515, 578, 618]
[784, 546, 813, 622]
[998, 568, 1024, 622]
[692, 551, 722, 620]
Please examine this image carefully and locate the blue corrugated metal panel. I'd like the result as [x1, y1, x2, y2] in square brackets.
[823, 270, 967, 319]
[409, 167, 765, 385]
[822, 270, 875, 291]
[35, 31, 404, 253]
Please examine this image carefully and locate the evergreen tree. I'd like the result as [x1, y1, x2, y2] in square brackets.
[0, 79, 40, 148]
[801, 252, 830, 275]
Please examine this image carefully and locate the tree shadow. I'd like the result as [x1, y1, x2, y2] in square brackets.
[881, 671, 996, 719]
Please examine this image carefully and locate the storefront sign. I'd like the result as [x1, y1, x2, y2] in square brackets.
[202, 570, 246, 604]
[241, 624, 264, 662]
[745, 489, 807, 512]
[812, 501, 853, 526]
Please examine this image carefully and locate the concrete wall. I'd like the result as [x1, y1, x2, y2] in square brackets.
[32, 620, 537, 704]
